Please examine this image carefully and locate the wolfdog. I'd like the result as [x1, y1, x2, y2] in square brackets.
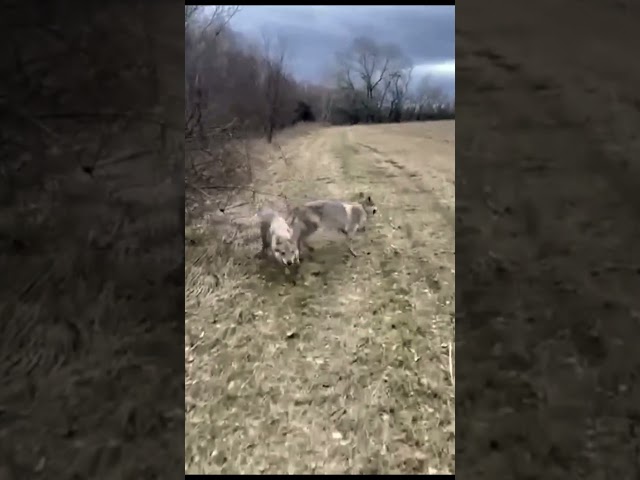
[256, 207, 300, 266]
[289, 193, 377, 257]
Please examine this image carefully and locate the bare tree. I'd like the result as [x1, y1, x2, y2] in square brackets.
[185, 6, 240, 35]
[260, 33, 289, 143]
[185, 6, 240, 140]
[387, 66, 413, 122]
[183, 7, 311, 193]
[413, 77, 451, 119]
[318, 87, 335, 123]
[334, 36, 411, 122]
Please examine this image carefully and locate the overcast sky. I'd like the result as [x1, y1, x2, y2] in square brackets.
[228, 6, 455, 97]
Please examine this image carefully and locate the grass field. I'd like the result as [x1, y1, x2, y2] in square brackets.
[185, 121, 455, 474]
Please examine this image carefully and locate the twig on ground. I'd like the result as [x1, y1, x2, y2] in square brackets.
[274, 141, 291, 166]
[189, 184, 216, 200]
[225, 201, 250, 211]
[191, 250, 207, 265]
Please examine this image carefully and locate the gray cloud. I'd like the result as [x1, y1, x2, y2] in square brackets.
[228, 6, 455, 96]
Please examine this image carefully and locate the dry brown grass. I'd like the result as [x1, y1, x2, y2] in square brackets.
[185, 121, 455, 474]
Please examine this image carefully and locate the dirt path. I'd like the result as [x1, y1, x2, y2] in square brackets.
[185, 122, 455, 474]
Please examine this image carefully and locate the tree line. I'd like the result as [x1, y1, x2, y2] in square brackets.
[185, 6, 454, 147]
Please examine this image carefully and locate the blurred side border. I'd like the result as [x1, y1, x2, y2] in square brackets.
[1, 2, 184, 478]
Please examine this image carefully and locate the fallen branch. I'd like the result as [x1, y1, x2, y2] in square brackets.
[189, 184, 215, 200]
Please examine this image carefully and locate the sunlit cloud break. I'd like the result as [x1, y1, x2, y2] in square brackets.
[413, 60, 456, 78]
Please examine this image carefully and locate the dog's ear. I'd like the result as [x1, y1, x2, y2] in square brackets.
[358, 192, 365, 199]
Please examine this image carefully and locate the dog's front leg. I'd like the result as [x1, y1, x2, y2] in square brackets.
[341, 227, 359, 257]
[296, 236, 312, 259]
[256, 237, 268, 258]
[256, 244, 270, 259]
[300, 231, 314, 252]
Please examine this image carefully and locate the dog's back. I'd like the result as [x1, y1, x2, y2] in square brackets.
[297, 198, 371, 233]
[303, 200, 350, 230]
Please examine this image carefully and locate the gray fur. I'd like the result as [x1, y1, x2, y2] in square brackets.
[290, 193, 377, 256]
[257, 207, 300, 265]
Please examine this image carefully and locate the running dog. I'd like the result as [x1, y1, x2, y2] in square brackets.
[289, 193, 377, 257]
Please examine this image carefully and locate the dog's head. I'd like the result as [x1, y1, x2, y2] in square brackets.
[358, 192, 378, 216]
[273, 237, 300, 266]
